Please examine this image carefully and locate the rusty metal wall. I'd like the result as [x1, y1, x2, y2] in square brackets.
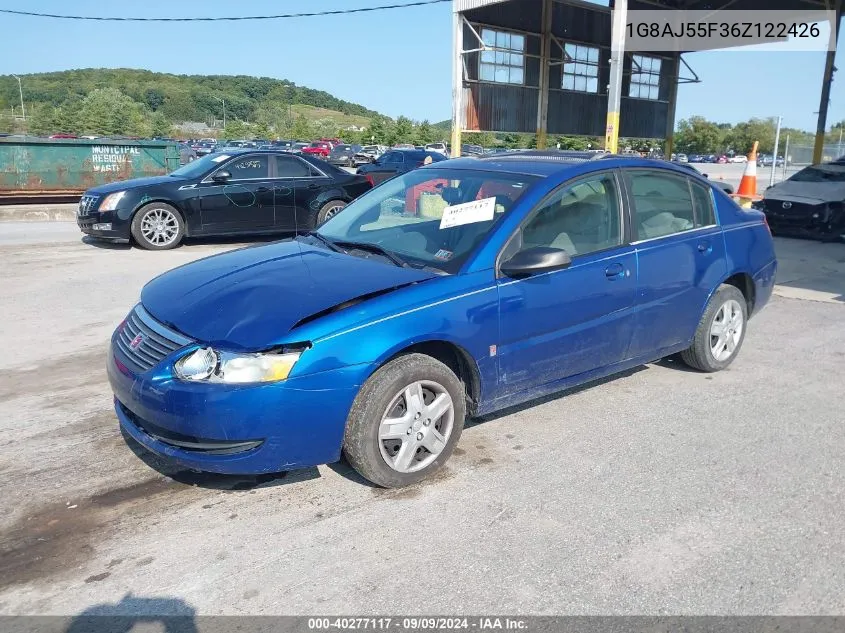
[464, 84, 540, 132]
[0, 138, 180, 196]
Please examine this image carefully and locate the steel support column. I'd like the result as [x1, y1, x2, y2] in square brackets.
[664, 56, 680, 158]
[813, 6, 841, 164]
[536, 0, 553, 150]
[605, 0, 627, 154]
[451, 9, 464, 158]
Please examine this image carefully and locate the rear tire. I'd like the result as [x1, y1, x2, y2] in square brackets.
[130, 202, 184, 251]
[343, 354, 466, 488]
[680, 284, 748, 372]
[317, 200, 347, 225]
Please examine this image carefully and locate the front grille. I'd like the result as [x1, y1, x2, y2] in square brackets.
[114, 305, 192, 373]
[78, 195, 99, 217]
[762, 199, 824, 220]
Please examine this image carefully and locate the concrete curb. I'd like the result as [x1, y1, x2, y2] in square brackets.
[0, 204, 78, 222]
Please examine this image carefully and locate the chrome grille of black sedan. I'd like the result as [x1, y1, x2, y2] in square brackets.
[114, 305, 192, 373]
[78, 195, 99, 217]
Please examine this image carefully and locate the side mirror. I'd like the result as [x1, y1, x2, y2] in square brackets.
[501, 246, 572, 278]
[702, 173, 709, 178]
[212, 170, 231, 183]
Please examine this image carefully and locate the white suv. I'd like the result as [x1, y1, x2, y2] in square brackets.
[425, 143, 448, 156]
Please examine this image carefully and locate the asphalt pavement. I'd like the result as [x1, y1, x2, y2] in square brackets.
[0, 224, 843, 616]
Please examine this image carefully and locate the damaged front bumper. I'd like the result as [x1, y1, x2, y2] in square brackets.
[108, 337, 371, 474]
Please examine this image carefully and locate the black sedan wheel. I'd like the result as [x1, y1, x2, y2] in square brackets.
[317, 200, 347, 225]
[131, 203, 185, 251]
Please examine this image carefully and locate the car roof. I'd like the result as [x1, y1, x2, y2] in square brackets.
[432, 151, 694, 178]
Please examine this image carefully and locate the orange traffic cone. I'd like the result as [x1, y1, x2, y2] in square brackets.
[730, 141, 762, 208]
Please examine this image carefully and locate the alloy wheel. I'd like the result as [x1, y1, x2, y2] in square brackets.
[378, 380, 455, 474]
[710, 299, 744, 362]
[140, 208, 180, 246]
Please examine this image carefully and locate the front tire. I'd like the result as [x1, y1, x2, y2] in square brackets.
[680, 284, 748, 372]
[317, 200, 347, 225]
[130, 202, 184, 251]
[343, 354, 466, 488]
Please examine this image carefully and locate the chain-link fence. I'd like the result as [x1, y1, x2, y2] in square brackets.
[784, 142, 845, 166]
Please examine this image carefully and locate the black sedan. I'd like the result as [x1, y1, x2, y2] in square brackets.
[76, 150, 372, 250]
[356, 149, 447, 186]
[753, 161, 845, 241]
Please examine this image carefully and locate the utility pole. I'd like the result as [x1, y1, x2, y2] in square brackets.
[782, 133, 790, 181]
[11, 75, 25, 120]
[770, 116, 782, 188]
[216, 97, 226, 130]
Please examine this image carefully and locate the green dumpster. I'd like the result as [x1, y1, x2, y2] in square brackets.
[0, 137, 181, 198]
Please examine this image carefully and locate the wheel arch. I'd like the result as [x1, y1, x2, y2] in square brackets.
[374, 339, 482, 417]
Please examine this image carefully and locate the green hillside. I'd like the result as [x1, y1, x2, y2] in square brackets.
[0, 68, 451, 145]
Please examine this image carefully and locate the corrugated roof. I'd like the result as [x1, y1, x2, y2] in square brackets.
[453, 0, 512, 13]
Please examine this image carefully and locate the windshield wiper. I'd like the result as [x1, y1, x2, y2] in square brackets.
[304, 231, 343, 253]
[333, 239, 410, 268]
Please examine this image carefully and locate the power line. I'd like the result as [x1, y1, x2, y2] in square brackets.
[0, 0, 450, 22]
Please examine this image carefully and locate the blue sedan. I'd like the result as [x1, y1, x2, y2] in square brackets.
[109, 152, 778, 488]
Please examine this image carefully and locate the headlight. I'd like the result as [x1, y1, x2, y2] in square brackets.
[174, 347, 302, 384]
[99, 191, 127, 211]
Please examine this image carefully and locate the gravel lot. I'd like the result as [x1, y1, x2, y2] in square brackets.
[0, 224, 843, 616]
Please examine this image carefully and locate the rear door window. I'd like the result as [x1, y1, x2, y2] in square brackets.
[221, 155, 269, 180]
[275, 155, 314, 178]
[690, 180, 717, 227]
[627, 170, 696, 240]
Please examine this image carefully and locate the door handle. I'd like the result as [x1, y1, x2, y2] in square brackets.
[605, 262, 625, 279]
[256, 187, 270, 193]
[697, 241, 713, 254]
[307, 183, 320, 190]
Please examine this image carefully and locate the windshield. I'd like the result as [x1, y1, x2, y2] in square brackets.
[169, 152, 232, 178]
[316, 168, 538, 273]
[788, 165, 845, 183]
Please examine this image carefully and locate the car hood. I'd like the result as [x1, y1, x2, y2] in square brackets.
[764, 179, 845, 204]
[88, 175, 182, 195]
[140, 240, 437, 350]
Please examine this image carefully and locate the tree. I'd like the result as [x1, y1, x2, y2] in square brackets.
[724, 117, 777, 155]
[674, 116, 724, 154]
[390, 116, 415, 145]
[144, 88, 165, 111]
[150, 112, 172, 138]
[366, 116, 390, 144]
[416, 120, 434, 145]
[291, 114, 312, 141]
[223, 119, 249, 140]
[77, 88, 149, 136]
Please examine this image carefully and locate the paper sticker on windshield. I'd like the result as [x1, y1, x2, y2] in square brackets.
[434, 249, 453, 261]
[212, 155, 230, 163]
[439, 197, 496, 229]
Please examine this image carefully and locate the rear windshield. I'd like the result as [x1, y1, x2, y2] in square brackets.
[789, 165, 845, 183]
[334, 145, 352, 151]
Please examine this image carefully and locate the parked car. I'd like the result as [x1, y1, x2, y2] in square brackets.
[687, 154, 703, 163]
[353, 145, 386, 165]
[676, 153, 689, 163]
[302, 141, 332, 159]
[271, 140, 296, 152]
[729, 154, 748, 163]
[757, 155, 784, 168]
[178, 143, 197, 165]
[425, 142, 448, 156]
[76, 149, 372, 250]
[717, 155, 728, 164]
[394, 143, 416, 150]
[356, 149, 447, 186]
[194, 142, 216, 157]
[109, 153, 777, 488]
[461, 144, 484, 156]
[752, 161, 845, 241]
[328, 144, 363, 168]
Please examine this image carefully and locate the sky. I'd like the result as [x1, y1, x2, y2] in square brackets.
[0, 0, 843, 132]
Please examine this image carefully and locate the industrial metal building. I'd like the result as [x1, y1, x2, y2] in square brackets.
[450, 0, 843, 162]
